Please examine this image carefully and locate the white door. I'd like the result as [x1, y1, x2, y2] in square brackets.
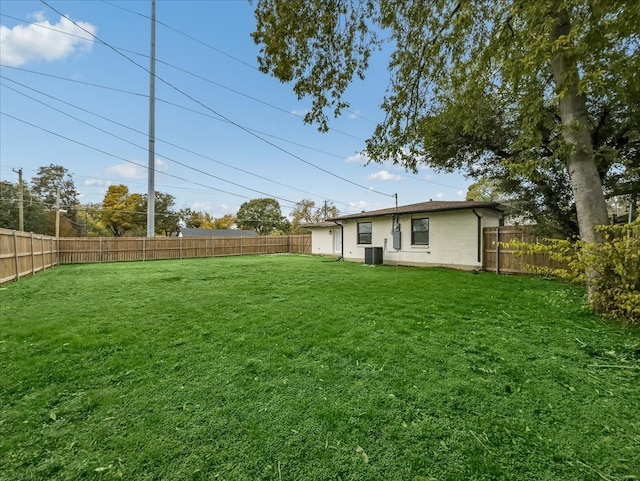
[333, 229, 342, 254]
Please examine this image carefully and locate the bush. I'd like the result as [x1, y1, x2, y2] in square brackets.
[508, 218, 640, 322]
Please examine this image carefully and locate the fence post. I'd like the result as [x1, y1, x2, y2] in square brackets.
[30, 232, 36, 275]
[12, 230, 20, 282]
[180, 236, 183, 260]
[211, 236, 215, 258]
[495, 226, 500, 274]
[241, 237, 243, 256]
[143, 237, 146, 262]
[99, 237, 103, 263]
[41, 235, 46, 271]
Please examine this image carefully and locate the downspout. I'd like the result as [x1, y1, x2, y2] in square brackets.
[472, 210, 482, 266]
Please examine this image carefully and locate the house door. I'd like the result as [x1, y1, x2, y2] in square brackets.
[333, 229, 342, 254]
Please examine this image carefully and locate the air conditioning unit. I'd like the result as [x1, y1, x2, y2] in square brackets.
[364, 247, 383, 265]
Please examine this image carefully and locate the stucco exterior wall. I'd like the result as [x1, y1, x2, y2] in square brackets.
[310, 226, 342, 256]
[334, 209, 502, 270]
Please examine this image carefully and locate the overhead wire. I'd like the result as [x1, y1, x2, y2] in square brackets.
[100, 0, 377, 124]
[1, 80, 305, 207]
[2, 11, 466, 198]
[1, 112, 258, 204]
[0, 72, 355, 207]
[40, 0, 396, 199]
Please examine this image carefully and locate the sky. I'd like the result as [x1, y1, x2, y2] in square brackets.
[0, 0, 472, 220]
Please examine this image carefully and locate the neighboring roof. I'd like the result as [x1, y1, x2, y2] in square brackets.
[179, 227, 258, 237]
[331, 200, 505, 221]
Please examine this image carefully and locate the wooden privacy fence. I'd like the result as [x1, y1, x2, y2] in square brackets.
[58, 235, 311, 264]
[0, 228, 58, 284]
[482, 226, 567, 274]
[0, 232, 311, 285]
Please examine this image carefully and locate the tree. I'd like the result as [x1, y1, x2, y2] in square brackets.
[152, 192, 180, 236]
[210, 214, 237, 229]
[236, 198, 288, 235]
[253, 0, 639, 311]
[30, 164, 80, 234]
[291, 199, 339, 233]
[100, 185, 145, 237]
[77, 204, 110, 237]
[0, 181, 48, 233]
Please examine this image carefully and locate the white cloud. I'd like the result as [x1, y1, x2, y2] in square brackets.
[457, 190, 465, 197]
[291, 108, 309, 116]
[83, 178, 110, 187]
[348, 110, 361, 119]
[367, 170, 402, 182]
[0, 13, 96, 67]
[347, 200, 367, 213]
[346, 152, 369, 164]
[436, 192, 443, 199]
[191, 201, 213, 212]
[106, 163, 146, 180]
[156, 158, 169, 172]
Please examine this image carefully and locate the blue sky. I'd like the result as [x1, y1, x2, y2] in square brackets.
[1, 0, 471, 219]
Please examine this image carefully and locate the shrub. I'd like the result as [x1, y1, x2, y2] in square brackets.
[508, 218, 640, 322]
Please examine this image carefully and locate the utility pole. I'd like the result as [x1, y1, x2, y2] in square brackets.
[146, 0, 156, 237]
[55, 187, 60, 238]
[13, 168, 24, 231]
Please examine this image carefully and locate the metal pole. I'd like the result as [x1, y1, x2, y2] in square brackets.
[146, 0, 156, 237]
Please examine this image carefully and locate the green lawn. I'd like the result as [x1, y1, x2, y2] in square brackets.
[1, 255, 639, 481]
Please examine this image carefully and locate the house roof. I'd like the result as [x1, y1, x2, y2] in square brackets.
[299, 221, 337, 229]
[179, 227, 258, 237]
[331, 200, 505, 221]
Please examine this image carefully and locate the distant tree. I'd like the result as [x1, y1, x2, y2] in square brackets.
[180, 208, 214, 229]
[236, 198, 288, 235]
[211, 214, 236, 229]
[152, 192, 180, 236]
[0, 181, 48, 233]
[100, 185, 145, 237]
[30, 164, 80, 234]
[77, 204, 110, 237]
[465, 178, 504, 202]
[291, 199, 339, 233]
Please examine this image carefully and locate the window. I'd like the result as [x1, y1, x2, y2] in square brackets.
[411, 218, 429, 245]
[357, 222, 372, 244]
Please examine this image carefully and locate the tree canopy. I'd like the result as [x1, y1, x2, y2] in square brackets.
[0, 180, 48, 233]
[30, 164, 80, 217]
[252, 0, 639, 245]
[291, 199, 339, 233]
[236, 198, 289, 235]
[100, 185, 145, 237]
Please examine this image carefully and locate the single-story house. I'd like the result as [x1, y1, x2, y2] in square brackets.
[179, 227, 258, 237]
[305, 200, 505, 270]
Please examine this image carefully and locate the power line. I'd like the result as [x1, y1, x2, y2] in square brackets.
[0, 66, 374, 205]
[99, 0, 377, 124]
[1, 76, 352, 208]
[1, 111, 257, 203]
[2, 65, 356, 164]
[40, 1, 395, 199]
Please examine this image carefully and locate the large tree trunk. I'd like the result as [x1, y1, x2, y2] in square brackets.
[550, 9, 609, 310]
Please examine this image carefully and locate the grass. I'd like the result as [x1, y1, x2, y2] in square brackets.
[1, 254, 639, 481]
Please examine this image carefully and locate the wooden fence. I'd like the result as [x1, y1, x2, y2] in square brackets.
[0, 228, 58, 284]
[482, 226, 567, 274]
[0, 231, 311, 285]
[58, 235, 311, 264]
